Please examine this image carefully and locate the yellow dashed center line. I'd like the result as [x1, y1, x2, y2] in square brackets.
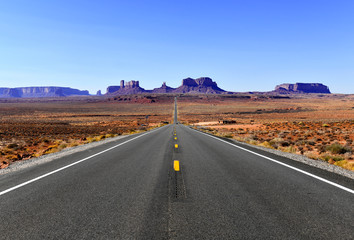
[174, 160, 180, 171]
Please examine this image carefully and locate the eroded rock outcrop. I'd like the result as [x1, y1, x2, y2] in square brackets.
[151, 82, 174, 93]
[106, 80, 146, 95]
[275, 83, 331, 94]
[107, 77, 226, 95]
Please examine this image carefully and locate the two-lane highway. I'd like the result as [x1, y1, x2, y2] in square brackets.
[0, 98, 353, 239]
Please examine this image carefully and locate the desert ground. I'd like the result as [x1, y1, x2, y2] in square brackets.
[0, 95, 174, 169]
[177, 94, 354, 171]
[1, 93, 353, 171]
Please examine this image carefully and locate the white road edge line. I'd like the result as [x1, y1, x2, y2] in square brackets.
[189, 126, 354, 194]
[0, 126, 166, 196]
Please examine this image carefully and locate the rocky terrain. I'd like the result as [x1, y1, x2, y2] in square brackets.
[0, 87, 90, 98]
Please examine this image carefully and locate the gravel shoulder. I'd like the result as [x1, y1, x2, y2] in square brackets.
[229, 136, 354, 179]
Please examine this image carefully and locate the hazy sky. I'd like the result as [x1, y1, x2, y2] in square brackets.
[1, 0, 353, 94]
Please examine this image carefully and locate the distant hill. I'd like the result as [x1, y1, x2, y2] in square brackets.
[0, 87, 90, 98]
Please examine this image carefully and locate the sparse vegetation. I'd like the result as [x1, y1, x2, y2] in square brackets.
[326, 143, 351, 154]
[0, 96, 173, 168]
[183, 94, 354, 172]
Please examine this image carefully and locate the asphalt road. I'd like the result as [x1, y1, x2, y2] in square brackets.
[0, 99, 353, 239]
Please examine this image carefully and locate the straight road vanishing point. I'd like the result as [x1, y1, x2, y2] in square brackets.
[0, 98, 353, 239]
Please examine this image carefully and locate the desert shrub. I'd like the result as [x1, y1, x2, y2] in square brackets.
[306, 146, 313, 151]
[7, 143, 18, 149]
[2, 148, 14, 154]
[295, 140, 306, 146]
[279, 141, 290, 147]
[298, 146, 304, 154]
[86, 137, 96, 143]
[44, 145, 59, 154]
[332, 156, 345, 161]
[326, 143, 351, 154]
[307, 141, 316, 146]
[322, 123, 330, 128]
[98, 135, 106, 140]
[6, 154, 19, 160]
[320, 154, 344, 162]
[106, 133, 116, 138]
[320, 154, 331, 162]
[317, 144, 327, 153]
[269, 138, 283, 148]
[58, 143, 67, 150]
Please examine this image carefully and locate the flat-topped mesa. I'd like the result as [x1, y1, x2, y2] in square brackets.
[176, 77, 225, 93]
[107, 86, 120, 93]
[0, 87, 89, 98]
[275, 83, 331, 94]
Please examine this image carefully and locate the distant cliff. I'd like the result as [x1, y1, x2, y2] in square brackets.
[0, 87, 90, 98]
[275, 83, 331, 94]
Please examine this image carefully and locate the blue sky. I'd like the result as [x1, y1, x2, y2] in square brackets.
[1, 0, 353, 94]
